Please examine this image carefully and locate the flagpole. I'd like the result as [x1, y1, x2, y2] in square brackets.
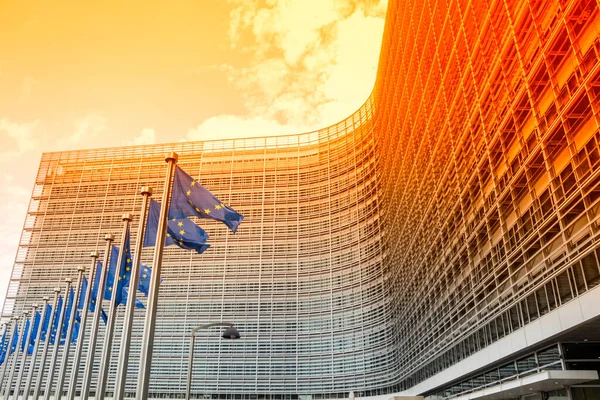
[66, 252, 99, 400]
[32, 288, 61, 400]
[96, 214, 133, 400]
[81, 235, 114, 400]
[23, 297, 49, 400]
[0, 317, 17, 393]
[0, 316, 20, 396]
[13, 305, 37, 400]
[136, 152, 178, 400]
[55, 266, 85, 398]
[43, 279, 72, 400]
[114, 187, 152, 400]
[4, 311, 27, 399]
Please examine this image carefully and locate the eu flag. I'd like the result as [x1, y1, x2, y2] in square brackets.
[78, 276, 89, 311]
[120, 287, 145, 309]
[104, 228, 131, 306]
[83, 266, 143, 316]
[40, 304, 51, 341]
[114, 228, 133, 305]
[102, 244, 121, 302]
[20, 318, 31, 352]
[144, 199, 210, 254]
[170, 166, 244, 233]
[80, 274, 106, 315]
[49, 296, 63, 345]
[60, 287, 75, 343]
[90, 259, 116, 315]
[10, 324, 18, 354]
[28, 310, 41, 354]
[138, 265, 153, 296]
[71, 312, 80, 344]
[0, 328, 6, 364]
[59, 287, 81, 344]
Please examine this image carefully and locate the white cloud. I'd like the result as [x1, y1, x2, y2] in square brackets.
[0, 118, 40, 156]
[126, 128, 156, 146]
[187, 115, 304, 142]
[58, 114, 108, 149]
[207, 0, 387, 138]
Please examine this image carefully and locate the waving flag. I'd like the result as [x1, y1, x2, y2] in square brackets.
[40, 304, 51, 341]
[144, 199, 210, 254]
[49, 296, 63, 345]
[170, 166, 244, 233]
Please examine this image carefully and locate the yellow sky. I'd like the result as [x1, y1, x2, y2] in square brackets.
[0, 0, 387, 308]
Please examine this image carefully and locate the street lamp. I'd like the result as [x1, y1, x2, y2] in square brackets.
[186, 322, 241, 400]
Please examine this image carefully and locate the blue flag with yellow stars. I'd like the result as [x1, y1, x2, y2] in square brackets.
[102, 242, 132, 306]
[20, 319, 30, 353]
[60, 287, 75, 344]
[115, 229, 133, 305]
[78, 276, 89, 310]
[138, 265, 155, 296]
[40, 304, 51, 341]
[170, 166, 244, 233]
[71, 312, 80, 344]
[144, 199, 210, 254]
[27, 310, 41, 354]
[84, 265, 144, 315]
[60, 287, 81, 344]
[104, 229, 132, 306]
[81, 275, 106, 315]
[8, 324, 18, 354]
[120, 287, 145, 309]
[94, 249, 119, 302]
[49, 295, 63, 345]
[0, 328, 7, 364]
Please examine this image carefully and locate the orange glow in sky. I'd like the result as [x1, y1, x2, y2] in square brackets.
[0, 0, 387, 308]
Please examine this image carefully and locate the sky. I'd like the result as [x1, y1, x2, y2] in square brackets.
[0, 0, 388, 311]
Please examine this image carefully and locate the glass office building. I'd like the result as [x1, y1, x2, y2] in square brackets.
[2, 0, 600, 399]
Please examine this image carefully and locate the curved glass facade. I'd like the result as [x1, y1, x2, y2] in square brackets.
[376, 0, 600, 395]
[3, 0, 600, 398]
[2, 98, 399, 397]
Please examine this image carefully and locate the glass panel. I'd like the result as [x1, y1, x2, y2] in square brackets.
[499, 362, 517, 379]
[538, 345, 561, 368]
[516, 355, 537, 375]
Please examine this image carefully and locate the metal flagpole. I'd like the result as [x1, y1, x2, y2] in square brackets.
[43, 279, 72, 400]
[0, 317, 18, 393]
[13, 305, 37, 400]
[114, 187, 152, 400]
[66, 252, 99, 400]
[96, 214, 133, 400]
[55, 266, 85, 398]
[81, 235, 113, 400]
[136, 152, 178, 400]
[0, 317, 20, 395]
[4, 311, 27, 399]
[23, 297, 49, 400]
[32, 288, 61, 400]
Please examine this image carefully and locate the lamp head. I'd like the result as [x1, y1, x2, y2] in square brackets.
[221, 326, 241, 340]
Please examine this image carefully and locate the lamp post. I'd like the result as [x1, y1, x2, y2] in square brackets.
[186, 322, 241, 400]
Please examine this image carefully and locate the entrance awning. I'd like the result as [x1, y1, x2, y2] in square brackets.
[451, 370, 598, 400]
